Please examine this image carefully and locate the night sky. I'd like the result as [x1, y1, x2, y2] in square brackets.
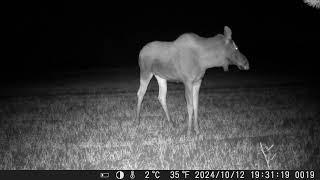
[6, 1, 320, 83]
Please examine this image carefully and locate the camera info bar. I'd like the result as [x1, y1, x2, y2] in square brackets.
[0, 170, 317, 180]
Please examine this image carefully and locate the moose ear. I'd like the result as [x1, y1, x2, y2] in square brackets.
[224, 26, 232, 41]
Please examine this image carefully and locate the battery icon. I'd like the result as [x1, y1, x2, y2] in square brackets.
[100, 172, 109, 178]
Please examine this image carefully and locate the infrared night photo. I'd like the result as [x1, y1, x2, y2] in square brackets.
[1, 1, 320, 171]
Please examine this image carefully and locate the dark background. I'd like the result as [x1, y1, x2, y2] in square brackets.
[5, 1, 320, 84]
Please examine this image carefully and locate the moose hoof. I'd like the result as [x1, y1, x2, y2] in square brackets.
[195, 130, 200, 135]
[187, 129, 192, 137]
[136, 118, 141, 126]
[194, 127, 200, 135]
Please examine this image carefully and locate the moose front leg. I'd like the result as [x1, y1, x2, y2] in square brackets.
[192, 80, 202, 135]
[184, 82, 193, 136]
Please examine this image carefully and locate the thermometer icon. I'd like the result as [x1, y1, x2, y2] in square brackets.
[130, 171, 135, 179]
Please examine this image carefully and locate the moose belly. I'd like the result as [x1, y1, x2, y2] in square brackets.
[151, 59, 182, 81]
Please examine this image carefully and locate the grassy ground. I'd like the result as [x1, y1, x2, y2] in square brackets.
[0, 69, 319, 169]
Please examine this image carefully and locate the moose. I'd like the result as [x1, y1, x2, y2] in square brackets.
[136, 26, 249, 136]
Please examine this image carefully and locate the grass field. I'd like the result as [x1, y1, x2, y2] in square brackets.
[0, 68, 319, 169]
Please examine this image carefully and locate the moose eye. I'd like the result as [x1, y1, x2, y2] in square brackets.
[234, 44, 238, 50]
[232, 41, 238, 50]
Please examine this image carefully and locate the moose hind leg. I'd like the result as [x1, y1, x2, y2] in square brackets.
[155, 75, 174, 126]
[136, 73, 153, 124]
